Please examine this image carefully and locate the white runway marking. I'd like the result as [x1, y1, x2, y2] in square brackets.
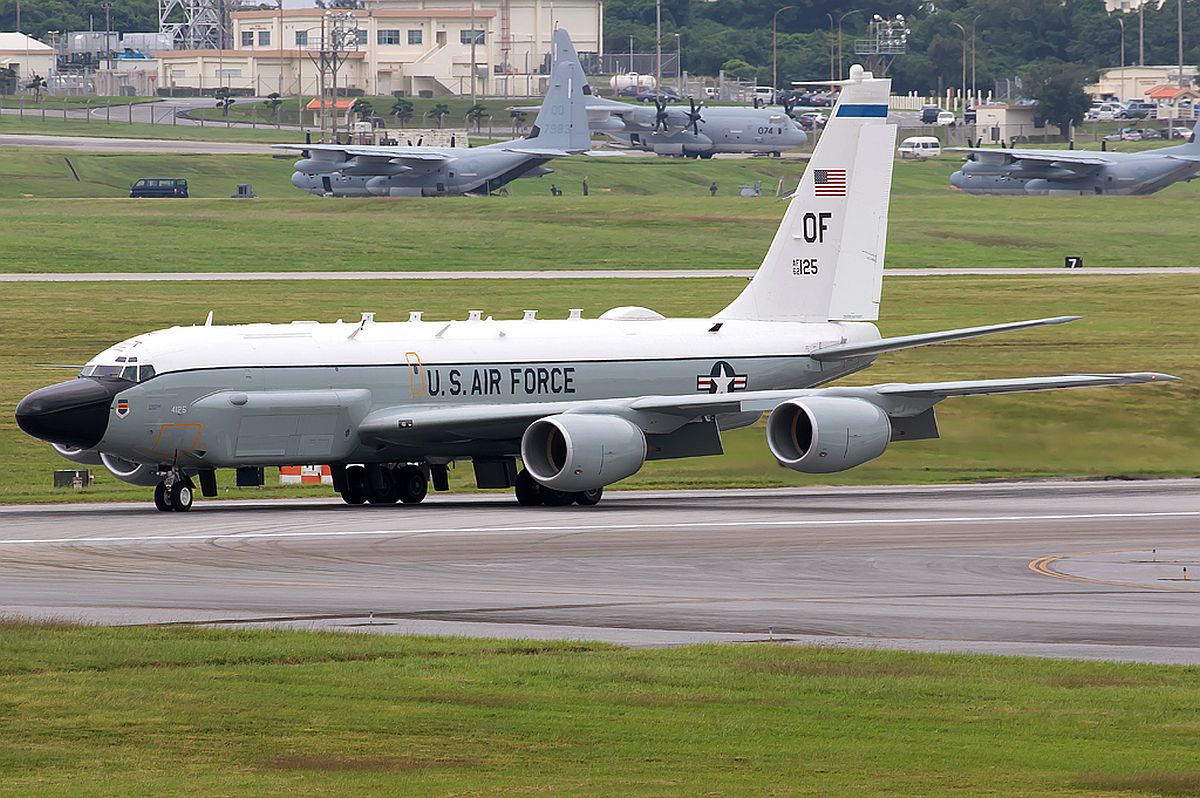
[3, 510, 1197, 547]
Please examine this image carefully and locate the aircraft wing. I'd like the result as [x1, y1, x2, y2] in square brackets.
[947, 147, 1113, 167]
[271, 143, 451, 162]
[356, 372, 1174, 446]
[497, 147, 577, 158]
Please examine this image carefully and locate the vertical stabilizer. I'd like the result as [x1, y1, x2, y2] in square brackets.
[716, 65, 896, 322]
[509, 30, 591, 152]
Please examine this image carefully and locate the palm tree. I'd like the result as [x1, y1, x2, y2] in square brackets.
[427, 102, 450, 129]
[466, 102, 488, 133]
[391, 96, 414, 128]
[262, 92, 283, 125]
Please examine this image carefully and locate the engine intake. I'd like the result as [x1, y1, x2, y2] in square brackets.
[520, 414, 647, 492]
[52, 443, 103, 466]
[100, 452, 162, 486]
[766, 397, 891, 473]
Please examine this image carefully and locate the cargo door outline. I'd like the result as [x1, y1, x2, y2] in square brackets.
[405, 352, 426, 398]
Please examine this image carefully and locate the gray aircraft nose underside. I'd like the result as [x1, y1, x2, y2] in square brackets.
[15, 377, 126, 450]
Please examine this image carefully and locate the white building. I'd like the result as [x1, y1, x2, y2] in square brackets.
[1086, 64, 1198, 102]
[155, 1, 602, 97]
[974, 103, 1063, 144]
[0, 33, 56, 87]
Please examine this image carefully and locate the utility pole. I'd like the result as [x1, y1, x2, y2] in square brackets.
[1178, 0, 1185, 89]
[970, 14, 980, 103]
[101, 1, 114, 72]
[15, 0, 20, 34]
[772, 5, 795, 96]
[826, 13, 835, 81]
[1139, 1, 1145, 66]
[1119, 16, 1126, 102]
[470, 0, 477, 107]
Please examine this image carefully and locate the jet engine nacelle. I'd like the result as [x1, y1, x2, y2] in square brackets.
[99, 452, 162, 486]
[520, 414, 647, 492]
[52, 443, 104, 466]
[766, 397, 891, 474]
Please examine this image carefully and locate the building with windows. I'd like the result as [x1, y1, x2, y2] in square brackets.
[0, 33, 56, 86]
[155, 1, 602, 97]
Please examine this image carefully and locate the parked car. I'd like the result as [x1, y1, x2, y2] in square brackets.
[752, 86, 776, 103]
[702, 86, 720, 99]
[617, 85, 642, 97]
[798, 111, 827, 129]
[130, 178, 188, 198]
[1168, 125, 1194, 139]
[964, 105, 976, 124]
[898, 135, 942, 159]
[936, 110, 957, 126]
[636, 86, 682, 103]
[1085, 102, 1124, 121]
[920, 104, 941, 124]
[1124, 100, 1157, 118]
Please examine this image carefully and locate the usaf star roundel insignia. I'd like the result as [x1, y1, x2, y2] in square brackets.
[696, 361, 748, 394]
[115, 398, 129, 418]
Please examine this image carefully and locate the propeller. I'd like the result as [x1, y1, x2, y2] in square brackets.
[302, 130, 311, 159]
[654, 96, 670, 132]
[684, 97, 704, 136]
[781, 96, 798, 120]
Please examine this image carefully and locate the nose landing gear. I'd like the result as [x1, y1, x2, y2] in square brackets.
[154, 474, 195, 512]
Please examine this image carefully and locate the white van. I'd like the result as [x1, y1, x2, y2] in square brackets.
[752, 86, 776, 103]
[898, 136, 942, 159]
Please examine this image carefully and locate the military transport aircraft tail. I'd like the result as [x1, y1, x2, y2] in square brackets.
[502, 39, 591, 155]
[717, 64, 895, 323]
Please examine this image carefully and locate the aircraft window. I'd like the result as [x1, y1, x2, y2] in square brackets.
[116, 356, 127, 362]
[88, 365, 124, 378]
[139, 364, 156, 381]
[121, 365, 139, 381]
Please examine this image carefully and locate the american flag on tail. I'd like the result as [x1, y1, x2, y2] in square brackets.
[813, 168, 847, 197]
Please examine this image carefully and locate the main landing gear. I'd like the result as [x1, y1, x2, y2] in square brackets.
[154, 475, 195, 512]
[338, 463, 429, 507]
[514, 469, 603, 507]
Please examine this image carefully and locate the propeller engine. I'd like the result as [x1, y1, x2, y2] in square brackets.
[684, 98, 704, 135]
[654, 97, 671, 132]
[781, 96, 799, 119]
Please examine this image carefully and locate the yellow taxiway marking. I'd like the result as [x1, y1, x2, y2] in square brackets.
[1029, 549, 1200, 593]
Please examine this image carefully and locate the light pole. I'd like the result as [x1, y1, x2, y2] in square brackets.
[675, 32, 682, 94]
[1139, 1, 1145, 66]
[1118, 16, 1126, 102]
[825, 13, 835, 81]
[655, 0, 661, 91]
[951, 21, 966, 109]
[837, 9, 860, 80]
[970, 14, 980, 102]
[772, 5, 795, 96]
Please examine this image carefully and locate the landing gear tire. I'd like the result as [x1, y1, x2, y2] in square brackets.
[341, 465, 367, 505]
[515, 470, 542, 507]
[169, 480, 194, 512]
[540, 487, 575, 507]
[396, 465, 428, 505]
[154, 482, 172, 512]
[365, 468, 399, 505]
[575, 487, 604, 506]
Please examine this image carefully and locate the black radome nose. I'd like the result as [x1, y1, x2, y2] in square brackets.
[15, 378, 126, 450]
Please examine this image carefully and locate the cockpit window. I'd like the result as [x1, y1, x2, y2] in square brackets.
[81, 363, 157, 382]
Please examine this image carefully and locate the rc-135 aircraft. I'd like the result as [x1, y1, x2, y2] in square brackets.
[279, 31, 589, 197]
[16, 64, 1175, 512]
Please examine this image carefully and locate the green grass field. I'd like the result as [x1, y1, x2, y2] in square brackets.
[0, 94, 160, 109]
[1, 620, 1199, 796]
[2, 275, 1193, 503]
[2, 149, 1200, 272]
[0, 113, 302, 142]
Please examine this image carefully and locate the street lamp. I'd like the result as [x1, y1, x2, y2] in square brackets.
[970, 14, 981, 101]
[675, 32, 682, 94]
[772, 5, 795, 97]
[951, 21, 967, 109]
[1118, 16, 1126, 102]
[825, 13, 835, 81]
[837, 9, 860, 80]
[655, 0, 661, 92]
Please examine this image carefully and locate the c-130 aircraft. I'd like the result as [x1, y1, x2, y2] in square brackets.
[16, 65, 1175, 512]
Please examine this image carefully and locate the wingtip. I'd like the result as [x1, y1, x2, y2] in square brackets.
[1124, 372, 1181, 383]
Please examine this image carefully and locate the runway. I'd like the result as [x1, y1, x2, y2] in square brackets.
[3, 267, 1199, 282]
[2, 480, 1199, 664]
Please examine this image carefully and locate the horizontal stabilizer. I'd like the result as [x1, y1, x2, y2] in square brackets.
[875, 372, 1178, 398]
[810, 315, 1080, 362]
